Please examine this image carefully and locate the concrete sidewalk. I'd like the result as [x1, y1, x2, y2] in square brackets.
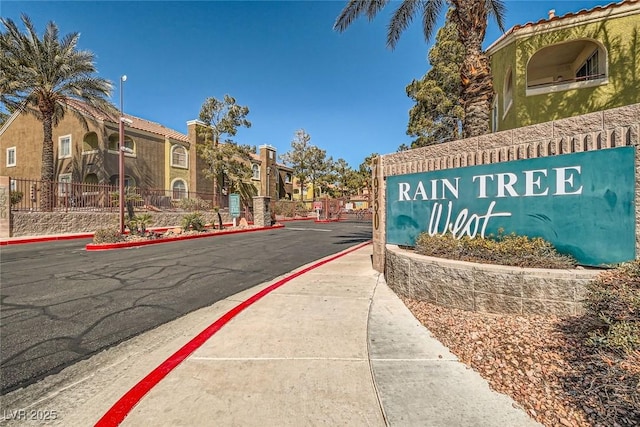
[112, 244, 540, 426]
[1, 243, 540, 426]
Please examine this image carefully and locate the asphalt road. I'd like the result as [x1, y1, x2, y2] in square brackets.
[0, 220, 372, 393]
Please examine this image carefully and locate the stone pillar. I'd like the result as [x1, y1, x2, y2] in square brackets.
[253, 196, 271, 227]
[0, 176, 10, 239]
[371, 156, 386, 272]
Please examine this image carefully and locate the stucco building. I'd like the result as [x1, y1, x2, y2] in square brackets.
[0, 100, 293, 208]
[488, 0, 640, 132]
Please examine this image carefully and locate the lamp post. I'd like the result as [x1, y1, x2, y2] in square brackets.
[118, 75, 127, 234]
[266, 166, 271, 197]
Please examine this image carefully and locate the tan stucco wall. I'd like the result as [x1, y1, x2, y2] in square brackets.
[491, 6, 640, 130]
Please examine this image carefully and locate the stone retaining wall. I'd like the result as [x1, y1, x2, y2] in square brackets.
[385, 245, 600, 316]
[10, 210, 233, 237]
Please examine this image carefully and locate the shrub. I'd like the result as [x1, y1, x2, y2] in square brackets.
[273, 200, 308, 217]
[586, 260, 640, 353]
[127, 213, 154, 235]
[414, 229, 577, 269]
[10, 191, 23, 206]
[182, 212, 205, 231]
[93, 228, 125, 244]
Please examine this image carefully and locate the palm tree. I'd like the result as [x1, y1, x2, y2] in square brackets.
[334, 0, 505, 138]
[0, 14, 113, 210]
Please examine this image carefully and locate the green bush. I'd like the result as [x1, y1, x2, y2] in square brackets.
[414, 229, 577, 269]
[182, 212, 205, 231]
[586, 260, 640, 353]
[93, 228, 125, 244]
[10, 191, 23, 206]
[273, 200, 308, 217]
[127, 213, 154, 235]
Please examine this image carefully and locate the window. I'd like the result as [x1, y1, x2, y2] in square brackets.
[58, 173, 72, 195]
[83, 132, 99, 153]
[285, 173, 292, 184]
[252, 164, 260, 180]
[171, 145, 188, 168]
[172, 179, 187, 200]
[503, 69, 513, 115]
[110, 175, 135, 188]
[526, 39, 606, 96]
[491, 98, 499, 133]
[6, 147, 16, 167]
[108, 134, 135, 154]
[576, 49, 599, 81]
[59, 135, 71, 159]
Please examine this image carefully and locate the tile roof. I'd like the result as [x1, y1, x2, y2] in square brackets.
[487, 0, 639, 52]
[65, 98, 189, 143]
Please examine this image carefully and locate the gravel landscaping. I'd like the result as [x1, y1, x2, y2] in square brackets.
[402, 298, 640, 427]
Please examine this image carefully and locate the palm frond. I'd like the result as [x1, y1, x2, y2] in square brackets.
[387, 0, 420, 49]
[421, 0, 446, 44]
[486, 0, 506, 32]
[334, 0, 390, 33]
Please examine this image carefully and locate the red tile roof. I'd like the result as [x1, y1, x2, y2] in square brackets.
[65, 98, 189, 143]
[488, 0, 639, 51]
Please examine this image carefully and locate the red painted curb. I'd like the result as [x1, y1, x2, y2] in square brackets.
[0, 234, 94, 246]
[94, 240, 372, 427]
[85, 225, 284, 251]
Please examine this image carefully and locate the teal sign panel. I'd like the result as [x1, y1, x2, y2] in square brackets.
[386, 147, 635, 266]
[229, 193, 241, 218]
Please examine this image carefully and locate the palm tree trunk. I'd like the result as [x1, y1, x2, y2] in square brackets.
[453, 0, 494, 138]
[461, 49, 493, 138]
[41, 111, 55, 211]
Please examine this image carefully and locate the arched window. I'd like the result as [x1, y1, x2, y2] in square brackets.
[171, 145, 188, 168]
[109, 175, 136, 188]
[503, 69, 513, 114]
[172, 179, 187, 200]
[252, 164, 260, 180]
[108, 133, 135, 154]
[526, 39, 607, 95]
[83, 173, 99, 184]
[83, 132, 99, 152]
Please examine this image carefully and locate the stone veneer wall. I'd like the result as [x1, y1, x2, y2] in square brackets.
[385, 245, 599, 316]
[372, 103, 640, 272]
[252, 196, 271, 227]
[10, 210, 233, 237]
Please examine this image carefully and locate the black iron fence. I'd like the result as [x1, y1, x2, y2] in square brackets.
[9, 177, 218, 213]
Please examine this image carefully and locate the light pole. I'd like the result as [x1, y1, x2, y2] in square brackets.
[266, 166, 271, 197]
[118, 75, 127, 234]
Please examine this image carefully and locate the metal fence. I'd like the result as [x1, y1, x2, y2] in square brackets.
[8, 177, 218, 213]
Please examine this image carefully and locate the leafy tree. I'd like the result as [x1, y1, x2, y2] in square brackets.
[0, 14, 113, 210]
[306, 146, 331, 199]
[405, 11, 464, 148]
[357, 153, 378, 204]
[0, 109, 11, 128]
[334, 0, 505, 138]
[280, 129, 313, 201]
[332, 158, 353, 197]
[197, 95, 252, 207]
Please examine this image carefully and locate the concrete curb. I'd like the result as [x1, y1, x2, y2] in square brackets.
[85, 225, 285, 251]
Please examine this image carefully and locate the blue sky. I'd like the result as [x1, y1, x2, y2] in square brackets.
[1, 0, 610, 168]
